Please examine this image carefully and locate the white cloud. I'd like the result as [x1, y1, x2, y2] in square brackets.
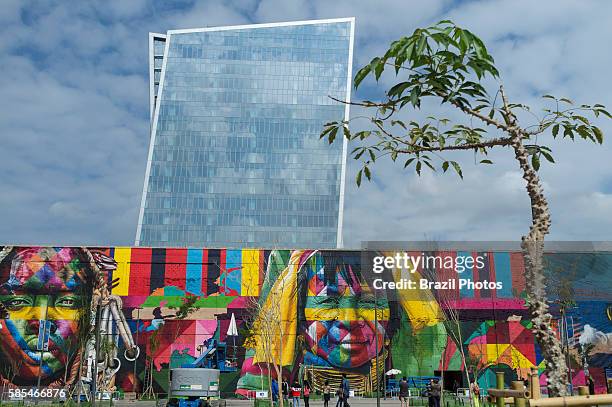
[0, 0, 610, 247]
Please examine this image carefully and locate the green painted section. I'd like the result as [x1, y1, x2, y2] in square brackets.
[141, 295, 236, 308]
[390, 312, 447, 376]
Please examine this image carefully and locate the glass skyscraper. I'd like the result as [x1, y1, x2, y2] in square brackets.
[136, 18, 354, 248]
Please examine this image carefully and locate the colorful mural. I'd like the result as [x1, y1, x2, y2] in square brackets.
[0, 247, 610, 396]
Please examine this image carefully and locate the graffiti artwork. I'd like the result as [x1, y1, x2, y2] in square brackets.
[0, 247, 138, 391]
[0, 246, 610, 395]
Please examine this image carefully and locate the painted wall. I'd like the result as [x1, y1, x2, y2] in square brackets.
[0, 247, 610, 395]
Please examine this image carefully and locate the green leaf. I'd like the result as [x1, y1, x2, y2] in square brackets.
[356, 130, 372, 140]
[531, 154, 540, 171]
[451, 161, 463, 178]
[390, 120, 407, 129]
[404, 157, 416, 168]
[388, 81, 412, 98]
[423, 160, 436, 172]
[354, 65, 371, 88]
[540, 150, 555, 163]
[328, 126, 339, 144]
[542, 95, 556, 100]
[596, 109, 612, 119]
[416, 35, 427, 57]
[480, 159, 493, 164]
[559, 97, 573, 105]
[410, 87, 421, 107]
[364, 166, 372, 181]
[368, 149, 376, 162]
[593, 126, 604, 144]
[552, 124, 559, 138]
[442, 161, 449, 172]
[415, 161, 422, 175]
[372, 57, 385, 80]
[356, 169, 362, 187]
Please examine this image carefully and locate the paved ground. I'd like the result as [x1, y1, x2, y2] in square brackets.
[224, 398, 444, 406]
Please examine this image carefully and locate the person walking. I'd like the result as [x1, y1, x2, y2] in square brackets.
[282, 378, 290, 404]
[399, 376, 409, 407]
[470, 381, 480, 407]
[291, 380, 302, 407]
[272, 378, 279, 405]
[342, 374, 351, 407]
[335, 385, 344, 407]
[303, 380, 311, 407]
[426, 379, 434, 407]
[323, 380, 332, 407]
[430, 379, 442, 407]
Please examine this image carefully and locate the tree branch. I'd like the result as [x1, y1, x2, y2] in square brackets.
[396, 137, 512, 153]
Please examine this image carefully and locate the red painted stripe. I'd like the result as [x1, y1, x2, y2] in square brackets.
[129, 248, 152, 296]
[165, 248, 187, 290]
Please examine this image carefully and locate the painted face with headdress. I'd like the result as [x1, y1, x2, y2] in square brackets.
[300, 252, 390, 369]
[0, 247, 93, 385]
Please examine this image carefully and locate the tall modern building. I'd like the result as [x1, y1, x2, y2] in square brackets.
[136, 18, 354, 248]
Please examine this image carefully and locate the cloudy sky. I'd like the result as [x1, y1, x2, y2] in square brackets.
[1, 0, 611, 248]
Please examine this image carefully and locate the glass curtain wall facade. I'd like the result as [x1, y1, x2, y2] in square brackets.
[136, 19, 354, 248]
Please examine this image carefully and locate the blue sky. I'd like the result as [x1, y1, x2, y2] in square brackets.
[1, 0, 611, 247]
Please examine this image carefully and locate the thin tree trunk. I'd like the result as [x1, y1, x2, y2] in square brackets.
[505, 112, 568, 396]
[497, 86, 568, 397]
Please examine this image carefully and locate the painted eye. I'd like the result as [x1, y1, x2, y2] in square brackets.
[4, 297, 32, 310]
[55, 296, 78, 308]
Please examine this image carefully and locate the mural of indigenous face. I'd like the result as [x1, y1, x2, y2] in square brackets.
[0, 247, 91, 385]
[301, 253, 390, 369]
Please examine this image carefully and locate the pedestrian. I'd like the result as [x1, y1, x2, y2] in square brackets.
[431, 379, 442, 407]
[323, 380, 332, 407]
[588, 376, 595, 395]
[399, 376, 409, 407]
[426, 379, 434, 407]
[335, 386, 343, 407]
[272, 378, 279, 404]
[282, 378, 290, 404]
[342, 374, 351, 407]
[291, 380, 302, 407]
[303, 380, 311, 407]
[470, 381, 480, 407]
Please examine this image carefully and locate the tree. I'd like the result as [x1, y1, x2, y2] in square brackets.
[422, 264, 473, 405]
[245, 285, 288, 407]
[141, 329, 161, 400]
[141, 293, 200, 399]
[320, 20, 611, 396]
[244, 253, 298, 407]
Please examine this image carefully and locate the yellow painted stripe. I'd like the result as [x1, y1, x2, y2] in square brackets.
[7, 306, 78, 321]
[112, 247, 131, 296]
[304, 307, 390, 321]
[241, 249, 260, 296]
